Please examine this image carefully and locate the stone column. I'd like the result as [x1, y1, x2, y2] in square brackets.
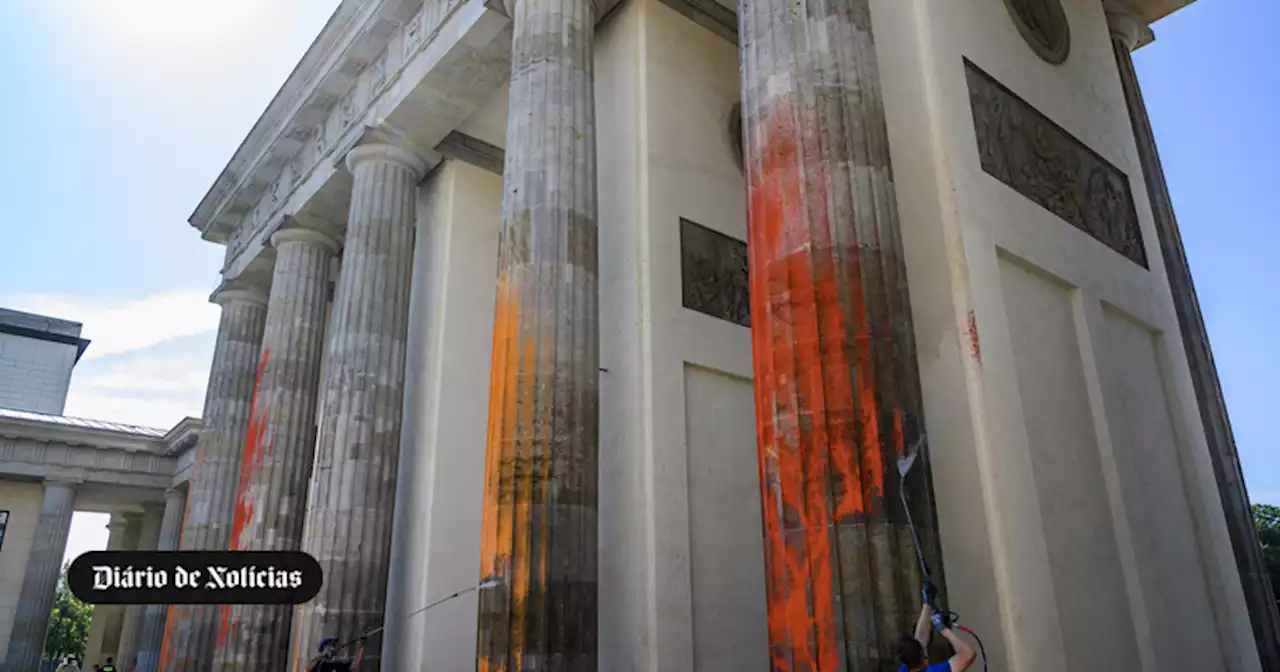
[1, 478, 77, 671]
[162, 282, 268, 671]
[214, 226, 338, 672]
[85, 513, 141, 667]
[1106, 7, 1280, 669]
[117, 503, 165, 671]
[738, 0, 943, 668]
[473, 0, 601, 666]
[291, 142, 426, 670]
[136, 488, 186, 672]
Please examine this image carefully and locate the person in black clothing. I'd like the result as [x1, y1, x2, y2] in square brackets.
[100, 658, 117, 672]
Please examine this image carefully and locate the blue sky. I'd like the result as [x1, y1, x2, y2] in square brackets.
[0, 0, 1274, 559]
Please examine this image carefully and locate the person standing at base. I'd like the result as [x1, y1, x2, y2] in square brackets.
[99, 657, 117, 672]
[897, 584, 977, 672]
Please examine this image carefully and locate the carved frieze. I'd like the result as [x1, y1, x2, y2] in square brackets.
[964, 60, 1147, 267]
[222, 0, 466, 271]
[1002, 0, 1070, 65]
[680, 218, 751, 327]
[405, 4, 425, 57]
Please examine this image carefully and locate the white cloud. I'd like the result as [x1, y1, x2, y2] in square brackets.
[63, 332, 218, 429]
[0, 290, 219, 428]
[4, 289, 218, 361]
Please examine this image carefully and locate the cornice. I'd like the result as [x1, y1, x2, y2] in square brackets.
[189, 0, 422, 244]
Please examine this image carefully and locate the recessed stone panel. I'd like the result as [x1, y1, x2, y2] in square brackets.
[965, 60, 1147, 268]
[680, 219, 751, 327]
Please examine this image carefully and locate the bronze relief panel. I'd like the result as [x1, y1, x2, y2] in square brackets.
[680, 218, 751, 327]
[965, 59, 1148, 268]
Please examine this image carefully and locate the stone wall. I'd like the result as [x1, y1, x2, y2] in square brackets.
[0, 482, 47, 656]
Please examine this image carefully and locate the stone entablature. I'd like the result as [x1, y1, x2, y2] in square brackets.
[0, 409, 200, 489]
[191, 0, 454, 268]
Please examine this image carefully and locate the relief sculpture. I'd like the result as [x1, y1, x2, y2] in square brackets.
[965, 60, 1147, 268]
[680, 218, 751, 327]
[1003, 0, 1070, 64]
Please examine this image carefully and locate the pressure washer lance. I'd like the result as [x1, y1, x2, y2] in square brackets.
[316, 574, 505, 665]
[897, 444, 989, 671]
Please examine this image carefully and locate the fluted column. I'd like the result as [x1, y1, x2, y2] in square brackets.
[162, 282, 268, 672]
[215, 227, 339, 672]
[738, 0, 942, 668]
[1106, 7, 1280, 668]
[118, 503, 165, 670]
[2, 478, 77, 671]
[474, 0, 600, 667]
[86, 513, 141, 667]
[291, 143, 425, 670]
[137, 488, 186, 672]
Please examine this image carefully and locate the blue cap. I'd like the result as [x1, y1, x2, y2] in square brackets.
[318, 637, 339, 651]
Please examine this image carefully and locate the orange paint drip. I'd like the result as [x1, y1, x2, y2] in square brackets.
[478, 271, 522, 670]
[229, 348, 271, 552]
[219, 348, 270, 651]
[747, 86, 906, 669]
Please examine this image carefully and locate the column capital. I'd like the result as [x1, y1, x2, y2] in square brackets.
[270, 226, 341, 255]
[141, 501, 166, 515]
[1105, 0, 1154, 51]
[345, 142, 429, 181]
[498, 0, 601, 21]
[107, 513, 132, 532]
[210, 279, 269, 308]
[164, 487, 185, 503]
[43, 476, 82, 489]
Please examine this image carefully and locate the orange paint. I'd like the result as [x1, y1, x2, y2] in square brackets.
[967, 310, 982, 364]
[746, 86, 912, 669]
[478, 271, 522, 671]
[229, 348, 271, 552]
[219, 348, 270, 651]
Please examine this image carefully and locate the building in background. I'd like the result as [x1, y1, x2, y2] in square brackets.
[0, 309, 90, 417]
[0, 307, 200, 672]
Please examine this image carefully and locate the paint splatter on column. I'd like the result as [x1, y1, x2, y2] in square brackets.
[475, 0, 599, 668]
[738, 0, 945, 669]
[214, 229, 336, 672]
[161, 283, 268, 672]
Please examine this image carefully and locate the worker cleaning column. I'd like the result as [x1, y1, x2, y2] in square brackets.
[738, 0, 952, 665]
[895, 582, 978, 672]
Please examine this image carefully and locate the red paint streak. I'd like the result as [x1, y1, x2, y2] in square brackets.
[967, 310, 982, 364]
[229, 348, 271, 551]
[747, 89, 900, 670]
[218, 348, 271, 651]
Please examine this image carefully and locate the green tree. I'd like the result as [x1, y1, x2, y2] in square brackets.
[43, 564, 93, 663]
[1254, 503, 1280, 606]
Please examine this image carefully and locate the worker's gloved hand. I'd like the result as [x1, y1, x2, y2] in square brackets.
[922, 581, 938, 608]
[931, 610, 953, 632]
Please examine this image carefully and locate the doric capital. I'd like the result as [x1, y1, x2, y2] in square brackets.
[42, 476, 82, 489]
[141, 501, 166, 515]
[345, 142, 429, 181]
[1104, 0, 1154, 51]
[209, 279, 269, 308]
[107, 513, 132, 531]
[498, 0, 601, 21]
[270, 226, 341, 255]
[164, 487, 185, 503]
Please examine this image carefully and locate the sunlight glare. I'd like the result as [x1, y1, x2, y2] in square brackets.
[86, 0, 266, 49]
